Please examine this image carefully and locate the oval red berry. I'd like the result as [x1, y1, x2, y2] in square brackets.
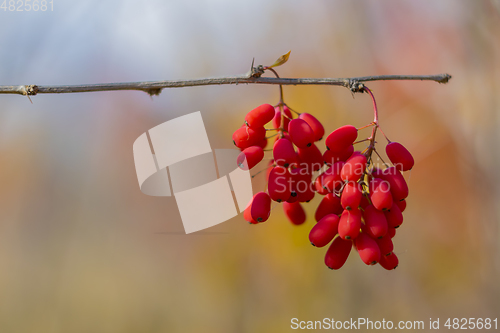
[232, 126, 266, 150]
[299, 113, 324, 141]
[250, 192, 271, 222]
[288, 119, 315, 148]
[273, 138, 297, 168]
[386, 142, 414, 171]
[340, 153, 367, 182]
[283, 201, 306, 225]
[245, 104, 275, 128]
[243, 203, 258, 224]
[268, 166, 292, 203]
[381, 167, 409, 201]
[338, 208, 361, 240]
[384, 202, 404, 228]
[297, 143, 323, 172]
[309, 214, 339, 247]
[341, 181, 363, 210]
[255, 137, 267, 149]
[375, 233, 394, 256]
[323, 145, 354, 165]
[370, 179, 393, 211]
[237, 146, 264, 170]
[326, 125, 358, 152]
[289, 168, 315, 203]
[362, 205, 388, 239]
[354, 232, 381, 265]
[324, 236, 352, 270]
[396, 199, 407, 212]
[317, 161, 344, 192]
[379, 252, 399, 270]
[315, 193, 343, 222]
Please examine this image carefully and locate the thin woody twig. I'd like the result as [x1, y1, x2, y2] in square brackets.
[0, 72, 452, 97]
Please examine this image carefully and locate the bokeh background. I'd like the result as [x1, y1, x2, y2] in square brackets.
[1, 0, 499, 332]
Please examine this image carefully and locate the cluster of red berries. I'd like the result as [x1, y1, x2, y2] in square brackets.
[233, 92, 414, 271]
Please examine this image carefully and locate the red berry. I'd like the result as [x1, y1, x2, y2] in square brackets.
[273, 138, 298, 168]
[232, 126, 266, 150]
[316, 161, 344, 192]
[288, 119, 315, 148]
[341, 181, 363, 210]
[338, 209, 362, 240]
[299, 113, 325, 141]
[370, 179, 393, 211]
[297, 143, 323, 172]
[309, 214, 339, 247]
[387, 227, 396, 238]
[326, 125, 358, 152]
[314, 176, 331, 195]
[381, 167, 409, 201]
[243, 203, 258, 224]
[296, 181, 315, 203]
[369, 177, 381, 193]
[340, 152, 367, 182]
[286, 191, 299, 203]
[362, 205, 388, 239]
[395, 199, 407, 212]
[323, 145, 354, 165]
[384, 202, 404, 228]
[360, 195, 370, 210]
[283, 201, 306, 225]
[268, 166, 292, 203]
[272, 105, 293, 129]
[245, 104, 275, 128]
[315, 193, 343, 222]
[386, 142, 414, 171]
[354, 232, 381, 265]
[290, 168, 315, 202]
[250, 192, 271, 222]
[256, 137, 268, 149]
[237, 146, 264, 170]
[325, 236, 352, 270]
[370, 167, 384, 178]
[379, 252, 399, 270]
[375, 233, 394, 256]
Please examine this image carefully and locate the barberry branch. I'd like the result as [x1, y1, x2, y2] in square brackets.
[0, 72, 451, 98]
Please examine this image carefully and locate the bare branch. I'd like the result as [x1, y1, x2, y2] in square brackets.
[0, 72, 451, 97]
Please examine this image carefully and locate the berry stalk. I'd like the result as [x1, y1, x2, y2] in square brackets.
[266, 67, 286, 139]
[363, 86, 379, 161]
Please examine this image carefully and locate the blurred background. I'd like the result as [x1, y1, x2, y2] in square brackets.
[0, 0, 499, 332]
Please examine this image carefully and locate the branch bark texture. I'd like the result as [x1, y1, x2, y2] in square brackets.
[0, 72, 452, 97]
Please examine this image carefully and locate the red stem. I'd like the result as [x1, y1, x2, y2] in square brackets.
[363, 86, 379, 159]
[363, 86, 378, 125]
[267, 67, 285, 138]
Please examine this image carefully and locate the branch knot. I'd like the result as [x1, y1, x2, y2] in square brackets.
[348, 80, 365, 93]
[147, 88, 162, 96]
[250, 65, 265, 78]
[25, 85, 39, 96]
